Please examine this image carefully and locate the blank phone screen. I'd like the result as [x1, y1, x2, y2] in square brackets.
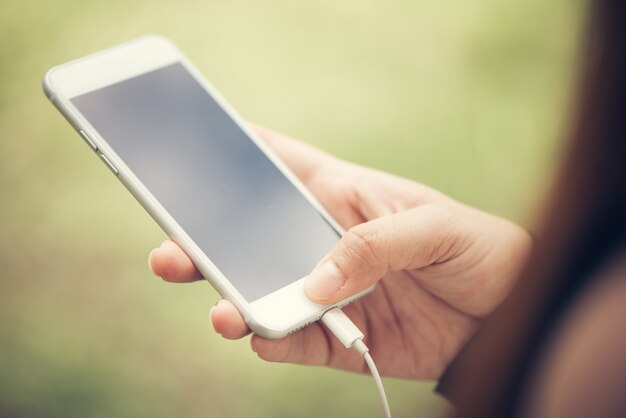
[71, 62, 340, 302]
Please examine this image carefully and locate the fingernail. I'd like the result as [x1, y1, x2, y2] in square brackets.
[211, 299, 227, 316]
[148, 248, 158, 275]
[304, 261, 345, 301]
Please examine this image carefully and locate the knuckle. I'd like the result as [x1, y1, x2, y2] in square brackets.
[341, 223, 388, 269]
[418, 204, 463, 264]
[421, 203, 454, 225]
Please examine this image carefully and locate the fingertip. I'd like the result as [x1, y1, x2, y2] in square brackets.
[211, 300, 249, 339]
[250, 334, 265, 355]
[149, 241, 171, 278]
[303, 261, 345, 305]
[148, 248, 159, 276]
[250, 334, 290, 363]
[149, 240, 202, 283]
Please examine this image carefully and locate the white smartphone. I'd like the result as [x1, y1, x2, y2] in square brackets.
[43, 35, 371, 338]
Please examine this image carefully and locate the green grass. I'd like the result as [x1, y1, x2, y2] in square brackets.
[0, 0, 583, 417]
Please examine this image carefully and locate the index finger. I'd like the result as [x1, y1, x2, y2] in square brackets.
[251, 124, 332, 186]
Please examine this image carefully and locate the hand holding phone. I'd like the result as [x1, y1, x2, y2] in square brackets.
[151, 125, 532, 380]
[44, 35, 531, 383]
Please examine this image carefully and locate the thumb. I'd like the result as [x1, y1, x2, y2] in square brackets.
[304, 205, 454, 304]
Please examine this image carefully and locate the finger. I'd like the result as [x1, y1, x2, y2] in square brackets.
[250, 124, 333, 186]
[148, 240, 203, 283]
[210, 298, 333, 364]
[213, 300, 357, 370]
[210, 299, 250, 339]
[304, 204, 459, 304]
[250, 322, 332, 366]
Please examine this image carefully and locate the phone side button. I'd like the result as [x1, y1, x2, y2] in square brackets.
[78, 130, 98, 151]
[100, 154, 119, 176]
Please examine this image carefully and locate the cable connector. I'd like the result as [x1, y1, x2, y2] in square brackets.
[321, 307, 365, 349]
[321, 307, 391, 418]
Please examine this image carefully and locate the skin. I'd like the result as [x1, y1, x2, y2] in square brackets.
[148, 126, 532, 379]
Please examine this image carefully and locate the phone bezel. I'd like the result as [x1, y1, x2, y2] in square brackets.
[43, 35, 372, 338]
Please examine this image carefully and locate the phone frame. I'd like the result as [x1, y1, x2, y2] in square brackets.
[43, 35, 372, 338]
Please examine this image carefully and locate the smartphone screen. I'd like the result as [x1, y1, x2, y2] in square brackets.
[71, 62, 340, 302]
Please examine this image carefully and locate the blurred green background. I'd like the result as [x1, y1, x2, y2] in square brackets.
[1, 0, 584, 417]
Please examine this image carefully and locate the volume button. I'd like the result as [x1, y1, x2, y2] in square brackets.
[100, 154, 119, 176]
[79, 130, 98, 151]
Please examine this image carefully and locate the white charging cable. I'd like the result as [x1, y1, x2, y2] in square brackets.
[321, 307, 392, 418]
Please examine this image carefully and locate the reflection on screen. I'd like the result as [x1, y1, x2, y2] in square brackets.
[72, 63, 339, 301]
